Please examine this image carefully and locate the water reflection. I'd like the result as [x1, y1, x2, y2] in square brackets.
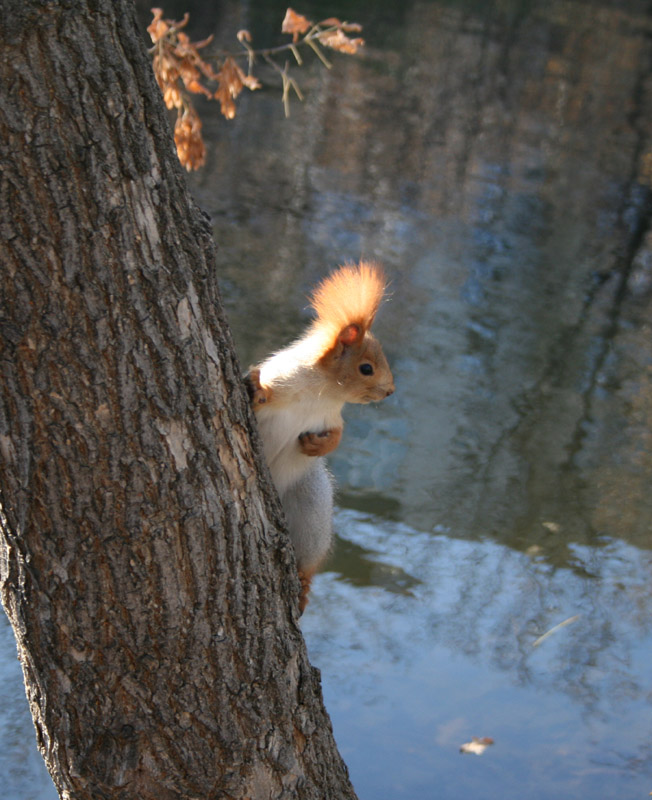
[321, 508, 652, 707]
[179, 0, 652, 796]
[0, 619, 58, 800]
[182, 0, 652, 558]
[304, 511, 652, 799]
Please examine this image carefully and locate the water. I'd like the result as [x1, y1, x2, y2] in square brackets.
[3, 1, 652, 797]
[304, 515, 652, 799]
[0, 621, 58, 799]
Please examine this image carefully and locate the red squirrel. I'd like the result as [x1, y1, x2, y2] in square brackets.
[246, 261, 394, 613]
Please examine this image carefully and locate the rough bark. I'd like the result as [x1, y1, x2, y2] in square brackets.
[0, 2, 357, 798]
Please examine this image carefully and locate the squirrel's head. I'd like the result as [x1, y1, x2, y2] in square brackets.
[309, 262, 394, 404]
[318, 324, 394, 404]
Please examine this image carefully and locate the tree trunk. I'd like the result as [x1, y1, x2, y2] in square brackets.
[0, 2, 357, 798]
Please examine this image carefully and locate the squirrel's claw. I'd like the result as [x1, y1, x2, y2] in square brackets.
[298, 427, 343, 457]
[244, 368, 272, 406]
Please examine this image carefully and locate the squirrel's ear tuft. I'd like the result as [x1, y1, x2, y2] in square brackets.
[338, 323, 362, 347]
[310, 261, 387, 337]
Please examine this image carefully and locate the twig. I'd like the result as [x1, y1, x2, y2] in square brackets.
[207, 24, 344, 65]
[306, 36, 332, 69]
[532, 615, 580, 648]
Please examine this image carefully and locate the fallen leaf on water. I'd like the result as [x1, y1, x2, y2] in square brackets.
[460, 736, 494, 755]
[542, 520, 561, 533]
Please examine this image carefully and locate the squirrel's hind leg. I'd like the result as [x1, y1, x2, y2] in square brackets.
[280, 461, 334, 615]
[298, 568, 316, 614]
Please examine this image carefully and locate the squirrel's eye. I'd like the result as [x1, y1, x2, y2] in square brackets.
[359, 363, 374, 376]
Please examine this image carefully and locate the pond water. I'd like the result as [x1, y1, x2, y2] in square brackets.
[3, 0, 652, 797]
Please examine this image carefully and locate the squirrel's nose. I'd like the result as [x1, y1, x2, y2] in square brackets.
[385, 384, 395, 397]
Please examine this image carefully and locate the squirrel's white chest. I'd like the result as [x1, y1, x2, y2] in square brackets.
[255, 396, 343, 495]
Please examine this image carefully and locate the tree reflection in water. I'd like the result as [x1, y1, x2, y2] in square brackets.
[185, 1, 652, 796]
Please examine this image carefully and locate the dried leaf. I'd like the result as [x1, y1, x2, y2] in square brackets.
[176, 61, 201, 88]
[319, 17, 363, 34]
[242, 74, 262, 91]
[282, 8, 312, 42]
[318, 29, 364, 54]
[162, 84, 182, 110]
[189, 33, 214, 50]
[147, 9, 169, 43]
[197, 58, 221, 84]
[186, 79, 212, 97]
[174, 108, 205, 171]
[150, 6, 362, 170]
[215, 90, 236, 119]
[460, 737, 494, 755]
[214, 57, 260, 119]
[172, 13, 190, 32]
[175, 31, 190, 48]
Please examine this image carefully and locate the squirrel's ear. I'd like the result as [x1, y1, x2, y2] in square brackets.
[338, 323, 363, 347]
[319, 323, 363, 365]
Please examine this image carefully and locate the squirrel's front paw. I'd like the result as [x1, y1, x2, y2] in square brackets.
[298, 427, 342, 457]
[244, 368, 272, 407]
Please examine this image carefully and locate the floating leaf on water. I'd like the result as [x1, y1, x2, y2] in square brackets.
[460, 736, 494, 755]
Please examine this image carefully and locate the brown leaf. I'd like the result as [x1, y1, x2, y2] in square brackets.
[460, 737, 494, 755]
[219, 57, 244, 93]
[173, 12, 190, 32]
[174, 108, 205, 171]
[176, 60, 201, 87]
[282, 8, 312, 43]
[186, 79, 212, 97]
[318, 29, 364, 54]
[149, 8, 261, 166]
[197, 58, 221, 84]
[147, 9, 168, 43]
[214, 87, 236, 120]
[162, 84, 182, 110]
[191, 33, 214, 50]
[214, 57, 260, 119]
[319, 17, 363, 34]
[242, 74, 262, 91]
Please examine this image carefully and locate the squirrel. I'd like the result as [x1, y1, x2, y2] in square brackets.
[245, 261, 394, 613]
